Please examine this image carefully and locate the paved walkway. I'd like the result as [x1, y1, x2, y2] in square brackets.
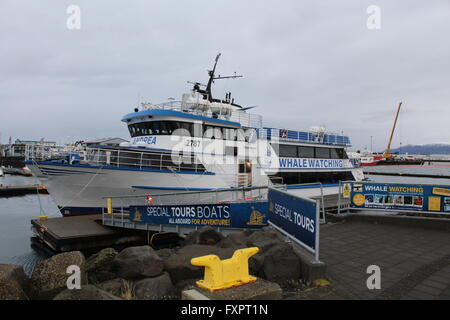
[290, 220, 450, 300]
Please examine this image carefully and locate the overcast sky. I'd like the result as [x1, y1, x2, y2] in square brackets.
[1, 0, 449, 151]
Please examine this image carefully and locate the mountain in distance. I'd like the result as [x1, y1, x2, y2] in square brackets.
[389, 144, 450, 155]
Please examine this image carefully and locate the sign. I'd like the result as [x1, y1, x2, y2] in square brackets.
[268, 187, 319, 259]
[343, 183, 351, 198]
[278, 157, 353, 169]
[129, 201, 268, 229]
[348, 182, 450, 213]
[131, 136, 157, 145]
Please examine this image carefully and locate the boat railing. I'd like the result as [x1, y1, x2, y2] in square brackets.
[82, 147, 208, 173]
[260, 128, 352, 147]
[141, 100, 263, 128]
[24, 145, 79, 162]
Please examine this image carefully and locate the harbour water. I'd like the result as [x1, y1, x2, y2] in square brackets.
[366, 164, 450, 185]
[0, 175, 59, 275]
[0, 165, 449, 276]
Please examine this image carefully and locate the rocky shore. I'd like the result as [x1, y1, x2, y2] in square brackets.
[0, 226, 308, 300]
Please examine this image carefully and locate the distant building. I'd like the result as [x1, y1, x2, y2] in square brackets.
[83, 138, 129, 147]
[1, 139, 58, 157]
[15, 139, 57, 147]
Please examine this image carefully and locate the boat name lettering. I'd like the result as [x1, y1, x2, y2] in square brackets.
[132, 136, 157, 144]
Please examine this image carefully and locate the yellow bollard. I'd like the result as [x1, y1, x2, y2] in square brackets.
[191, 247, 259, 292]
[107, 198, 113, 214]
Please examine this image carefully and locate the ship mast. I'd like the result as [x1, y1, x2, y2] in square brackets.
[383, 102, 402, 159]
[191, 53, 242, 102]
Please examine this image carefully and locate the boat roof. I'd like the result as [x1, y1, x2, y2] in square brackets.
[122, 109, 242, 127]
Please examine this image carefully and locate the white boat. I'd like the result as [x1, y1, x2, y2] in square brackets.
[26, 55, 363, 216]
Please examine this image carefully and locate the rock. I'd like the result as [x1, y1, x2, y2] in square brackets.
[134, 272, 176, 300]
[217, 231, 249, 248]
[53, 285, 122, 300]
[86, 248, 118, 284]
[0, 264, 30, 300]
[156, 248, 175, 261]
[30, 251, 87, 299]
[183, 226, 225, 246]
[96, 278, 130, 298]
[246, 228, 282, 253]
[260, 243, 301, 283]
[113, 245, 164, 279]
[164, 245, 236, 284]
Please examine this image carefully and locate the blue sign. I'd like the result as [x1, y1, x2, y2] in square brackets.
[129, 201, 268, 229]
[268, 188, 318, 253]
[349, 182, 450, 213]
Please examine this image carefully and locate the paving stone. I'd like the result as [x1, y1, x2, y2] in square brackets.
[288, 219, 450, 300]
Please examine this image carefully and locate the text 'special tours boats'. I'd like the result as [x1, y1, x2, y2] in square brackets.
[26, 54, 363, 216]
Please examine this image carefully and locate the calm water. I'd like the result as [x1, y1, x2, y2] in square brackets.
[0, 175, 60, 275]
[365, 164, 450, 186]
[0, 165, 449, 275]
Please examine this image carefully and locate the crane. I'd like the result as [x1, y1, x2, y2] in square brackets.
[383, 102, 402, 159]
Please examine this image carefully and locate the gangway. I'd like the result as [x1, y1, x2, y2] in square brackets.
[102, 186, 269, 235]
[101, 181, 338, 236]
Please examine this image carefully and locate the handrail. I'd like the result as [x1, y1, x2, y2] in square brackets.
[138, 100, 263, 128]
[83, 147, 207, 173]
[101, 185, 269, 200]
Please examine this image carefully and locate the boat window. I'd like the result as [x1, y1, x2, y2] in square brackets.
[179, 122, 193, 137]
[204, 126, 215, 139]
[279, 144, 298, 157]
[315, 147, 331, 159]
[235, 129, 245, 141]
[193, 124, 202, 137]
[298, 146, 315, 158]
[128, 121, 196, 137]
[330, 148, 341, 159]
[270, 171, 355, 185]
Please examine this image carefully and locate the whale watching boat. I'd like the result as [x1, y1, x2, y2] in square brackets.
[26, 54, 363, 216]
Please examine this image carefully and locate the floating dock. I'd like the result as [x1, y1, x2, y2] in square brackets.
[31, 214, 152, 253]
[0, 185, 48, 197]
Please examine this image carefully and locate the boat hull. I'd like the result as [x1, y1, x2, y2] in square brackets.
[27, 162, 232, 216]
